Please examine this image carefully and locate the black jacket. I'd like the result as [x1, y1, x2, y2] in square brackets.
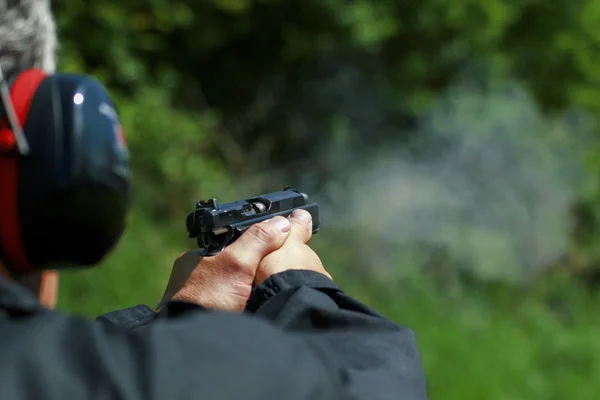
[0, 270, 428, 400]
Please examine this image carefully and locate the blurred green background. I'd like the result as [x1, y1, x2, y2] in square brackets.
[52, 1, 600, 399]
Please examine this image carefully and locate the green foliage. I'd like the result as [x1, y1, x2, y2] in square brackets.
[51, 0, 600, 398]
[351, 275, 600, 400]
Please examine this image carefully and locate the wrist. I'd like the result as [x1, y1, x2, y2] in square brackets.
[168, 285, 250, 312]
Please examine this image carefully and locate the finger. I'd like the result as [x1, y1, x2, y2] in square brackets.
[287, 209, 313, 244]
[221, 216, 291, 271]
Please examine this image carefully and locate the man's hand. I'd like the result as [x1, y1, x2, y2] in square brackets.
[254, 209, 331, 286]
[161, 209, 332, 312]
[160, 217, 292, 312]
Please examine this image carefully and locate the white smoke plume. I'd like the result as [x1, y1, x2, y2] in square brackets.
[312, 77, 594, 283]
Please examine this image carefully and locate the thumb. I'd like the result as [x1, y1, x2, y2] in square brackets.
[221, 216, 291, 271]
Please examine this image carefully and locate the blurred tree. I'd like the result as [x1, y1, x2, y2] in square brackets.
[53, 0, 600, 176]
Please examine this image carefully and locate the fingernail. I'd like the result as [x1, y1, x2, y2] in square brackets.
[267, 216, 291, 232]
[291, 209, 312, 222]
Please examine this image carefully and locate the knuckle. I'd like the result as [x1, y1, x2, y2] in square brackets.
[246, 222, 278, 245]
[221, 250, 247, 270]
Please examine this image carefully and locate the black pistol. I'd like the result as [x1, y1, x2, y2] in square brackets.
[186, 187, 320, 256]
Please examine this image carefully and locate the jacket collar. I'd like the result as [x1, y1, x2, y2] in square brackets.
[0, 275, 45, 313]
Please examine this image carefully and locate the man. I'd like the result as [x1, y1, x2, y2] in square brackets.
[0, 1, 429, 399]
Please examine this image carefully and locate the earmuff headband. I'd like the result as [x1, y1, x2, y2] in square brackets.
[0, 66, 30, 155]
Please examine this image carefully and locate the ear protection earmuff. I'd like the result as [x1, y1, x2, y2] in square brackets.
[0, 67, 132, 276]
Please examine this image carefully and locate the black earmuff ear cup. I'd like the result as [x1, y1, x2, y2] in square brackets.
[16, 73, 131, 270]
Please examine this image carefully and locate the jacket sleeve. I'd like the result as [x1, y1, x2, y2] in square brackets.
[245, 270, 429, 400]
[1, 301, 344, 400]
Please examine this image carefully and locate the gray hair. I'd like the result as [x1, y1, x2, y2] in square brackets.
[0, 0, 57, 78]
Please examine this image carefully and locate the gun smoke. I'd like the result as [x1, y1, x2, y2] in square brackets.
[304, 74, 593, 283]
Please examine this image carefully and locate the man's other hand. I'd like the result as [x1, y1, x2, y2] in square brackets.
[161, 217, 292, 312]
[254, 209, 332, 286]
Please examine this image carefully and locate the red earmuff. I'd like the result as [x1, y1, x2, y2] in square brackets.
[0, 69, 59, 308]
[0, 69, 48, 274]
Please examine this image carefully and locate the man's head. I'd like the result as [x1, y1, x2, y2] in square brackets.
[0, 1, 132, 308]
[0, 0, 57, 77]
